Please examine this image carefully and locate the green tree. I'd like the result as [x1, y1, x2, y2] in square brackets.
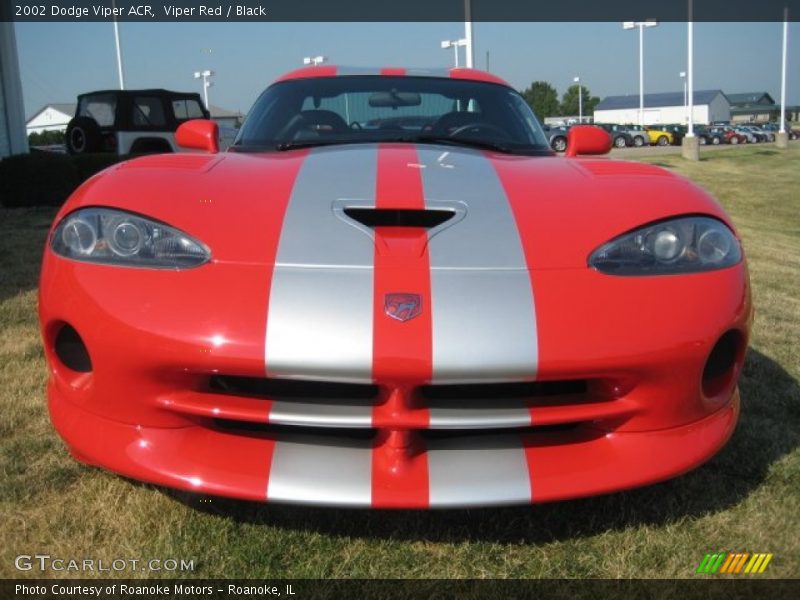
[560, 85, 601, 120]
[520, 81, 560, 119]
[28, 130, 66, 146]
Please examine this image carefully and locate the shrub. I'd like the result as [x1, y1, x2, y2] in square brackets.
[72, 153, 125, 181]
[0, 153, 127, 208]
[0, 153, 80, 208]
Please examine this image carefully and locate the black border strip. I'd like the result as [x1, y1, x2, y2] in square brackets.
[1, 0, 799, 23]
[3, 579, 800, 599]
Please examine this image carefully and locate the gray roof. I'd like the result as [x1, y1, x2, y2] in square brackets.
[27, 103, 76, 123]
[208, 104, 242, 119]
[726, 92, 775, 106]
[596, 90, 726, 111]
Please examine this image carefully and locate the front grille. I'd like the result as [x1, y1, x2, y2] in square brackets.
[209, 374, 379, 400]
[211, 418, 580, 440]
[421, 380, 588, 404]
[158, 374, 636, 434]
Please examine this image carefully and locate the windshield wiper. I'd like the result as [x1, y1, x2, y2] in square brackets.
[275, 139, 370, 151]
[272, 137, 525, 154]
[407, 135, 513, 154]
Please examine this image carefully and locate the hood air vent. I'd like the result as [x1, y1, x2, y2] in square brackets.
[343, 208, 455, 229]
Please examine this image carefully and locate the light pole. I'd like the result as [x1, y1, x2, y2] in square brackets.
[623, 20, 658, 127]
[441, 39, 467, 68]
[682, 0, 698, 160]
[111, 0, 125, 89]
[574, 76, 582, 122]
[687, 4, 694, 138]
[779, 6, 789, 137]
[464, 0, 474, 68]
[680, 71, 687, 123]
[303, 56, 327, 66]
[193, 70, 214, 109]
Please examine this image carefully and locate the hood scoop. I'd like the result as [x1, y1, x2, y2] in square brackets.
[334, 199, 467, 239]
[333, 200, 467, 258]
[343, 208, 455, 229]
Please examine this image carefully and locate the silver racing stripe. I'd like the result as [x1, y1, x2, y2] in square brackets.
[265, 146, 378, 382]
[427, 405, 532, 429]
[334, 66, 385, 76]
[427, 435, 532, 506]
[267, 436, 373, 506]
[271, 145, 378, 268]
[268, 398, 374, 428]
[417, 147, 539, 384]
[334, 66, 451, 78]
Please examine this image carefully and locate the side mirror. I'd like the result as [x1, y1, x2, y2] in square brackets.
[565, 125, 612, 157]
[176, 119, 219, 153]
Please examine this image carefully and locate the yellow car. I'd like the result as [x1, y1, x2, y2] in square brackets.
[644, 128, 674, 146]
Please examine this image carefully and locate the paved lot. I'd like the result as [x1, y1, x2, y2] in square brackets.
[608, 139, 795, 158]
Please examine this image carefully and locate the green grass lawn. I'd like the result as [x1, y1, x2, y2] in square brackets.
[1, 145, 798, 579]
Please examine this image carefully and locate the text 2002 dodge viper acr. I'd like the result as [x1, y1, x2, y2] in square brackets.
[40, 67, 752, 508]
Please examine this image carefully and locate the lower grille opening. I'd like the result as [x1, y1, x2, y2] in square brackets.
[212, 419, 378, 440]
[192, 376, 627, 433]
[211, 418, 581, 441]
[420, 380, 589, 406]
[209, 375, 379, 401]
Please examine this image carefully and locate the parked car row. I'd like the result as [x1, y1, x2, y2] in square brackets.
[545, 121, 798, 152]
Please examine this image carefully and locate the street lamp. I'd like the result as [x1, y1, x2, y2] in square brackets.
[623, 20, 658, 127]
[680, 72, 687, 107]
[573, 76, 582, 123]
[441, 39, 467, 68]
[303, 56, 327, 66]
[193, 69, 214, 110]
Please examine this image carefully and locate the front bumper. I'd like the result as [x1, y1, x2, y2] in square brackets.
[49, 383, 739, 507]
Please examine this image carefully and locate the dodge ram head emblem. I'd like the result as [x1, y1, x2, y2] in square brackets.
[384, 293, 422, 322]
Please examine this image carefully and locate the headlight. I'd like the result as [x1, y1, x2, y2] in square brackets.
[51, 208, 210, 269]
[589, 216, 741, 275]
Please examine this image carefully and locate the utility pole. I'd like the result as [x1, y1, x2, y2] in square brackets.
[464, 0, 474, 68]
[112, 0, 125, 89]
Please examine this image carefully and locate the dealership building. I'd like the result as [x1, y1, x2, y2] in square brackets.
[728, 92, 800, 123]
[593, 90, 731, 125]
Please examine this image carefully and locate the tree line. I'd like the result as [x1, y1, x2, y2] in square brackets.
[521, 81, 600, 119]
[28, 130, 65, 146]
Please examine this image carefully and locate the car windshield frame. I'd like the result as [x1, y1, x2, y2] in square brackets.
[231, 76, 553, 156]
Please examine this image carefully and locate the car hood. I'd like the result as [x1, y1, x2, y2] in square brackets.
[62, 143, 731, 270]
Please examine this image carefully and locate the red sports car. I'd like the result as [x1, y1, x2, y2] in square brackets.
[40, 66, 752, 508]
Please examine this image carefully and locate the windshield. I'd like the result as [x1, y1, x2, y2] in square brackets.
[233, 76, 551, 155]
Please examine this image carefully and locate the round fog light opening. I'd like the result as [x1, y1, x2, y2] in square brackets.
[702, 330, 742, 398]
[54, 324, 92, 373]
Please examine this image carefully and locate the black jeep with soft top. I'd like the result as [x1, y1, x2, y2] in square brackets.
[65, 89, 210, 155]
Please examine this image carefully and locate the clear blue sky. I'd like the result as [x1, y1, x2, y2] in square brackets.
[15, 21, 800, 116]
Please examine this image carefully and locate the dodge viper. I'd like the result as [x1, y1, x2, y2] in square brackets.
[40, 66, 752, 508]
